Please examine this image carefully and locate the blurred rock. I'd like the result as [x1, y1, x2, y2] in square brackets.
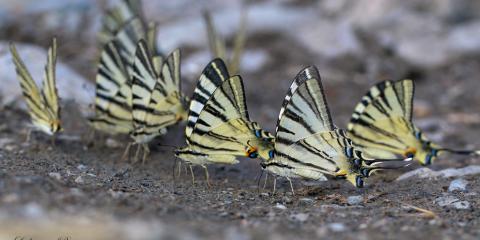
[396, 168, 437, 181]
[347, 195, 363, 205]
[274, 203, 287, 210]
[448, 178, 468, 192]
[328, 222, 347, 232]
[452, 201, 470, 210]
[435, 195, 459, 206]
[289, 213, 309, 223]
[396, 165, 480, 181]
[48, 172, 62, 181]
[435, 195, 471, 209]
[0, 42, 95, 116]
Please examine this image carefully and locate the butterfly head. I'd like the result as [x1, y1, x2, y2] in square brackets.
[412, 130, 440, 165]
[250, 123, 275, 160]
[50, 119, 63, 134]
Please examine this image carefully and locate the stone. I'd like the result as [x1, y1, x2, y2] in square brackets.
[274, 203, 287, 210]
[74, 176, 84, 184]
[328, 223, 347, 232]
[452, 201, 470, 210]
[448, 179, 468, 192]
[290, 213, 309, 223]
[396, 168, 438, 181]
[347, 195, 363, 205]
[435, 196, 459, 207]
[396, 165, 480, 181]
[48, 172, 62, 181]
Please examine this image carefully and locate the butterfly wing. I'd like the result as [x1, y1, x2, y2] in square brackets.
[347, 79, 418, 159]
[91, 18, 146, 133]
[265, 66, 340, 179]
[130, 40, 177, 137]
[9, 42, 59, 134]
[99, 0, 145, 47]
[185, 58, 229, 142]
[185, 76, 257, 161]
[41, 38, 60, 122]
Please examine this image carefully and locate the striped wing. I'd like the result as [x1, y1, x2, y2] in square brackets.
[131, 40, 177, 135]
[266, 66, 341, 180]
[41, 38, 60, 121]
[347, 79, 417, 159]
[185, 58, 230, 142]
[188, 76, 256, 157]
[274, 66, 333, 147]
[91, 18, 146, 133]
[9, 40, 61, 135]
[98, 0, 145, 47]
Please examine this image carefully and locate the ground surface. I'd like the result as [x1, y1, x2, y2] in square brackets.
[1, 1, 480, 239]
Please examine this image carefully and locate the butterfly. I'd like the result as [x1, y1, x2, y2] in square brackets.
[175, 58, 274, 183]
[125, 39, 188, 163]
[347, 79, 479, 165]
[261, 66, 410, 191]
[203, 10, 247, 75]
[89, 17, 145, 135]
[9, 38, 62, 139]
[98, 0, 159, 56]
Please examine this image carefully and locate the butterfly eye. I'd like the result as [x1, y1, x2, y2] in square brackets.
[355, 176, 364, 188]
[353, 159, 362, 167]
[361, 168, 370, 177]
[268, 150, 274, 159]
[254, 129, 261, 138]
[415, 131, 422, 140]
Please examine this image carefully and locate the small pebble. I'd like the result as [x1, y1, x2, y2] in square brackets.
[77, 164, 87, 171]
[452, 201, 470, 210]
[435, 196, 459, 207]
[328, 223, 346, 232]
[448, 178, 468, 192]
[347, 195, 363, 205]
[74, 176, 84, 184]
[275, 203, 287, 210]
[48, 172, 62, 181]
[290, 213, 309, 223]
[106, 138, 121, 148]
[299, 197, 315, 205]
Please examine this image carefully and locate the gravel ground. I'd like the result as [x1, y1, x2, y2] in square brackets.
[1, 1, 480, 239]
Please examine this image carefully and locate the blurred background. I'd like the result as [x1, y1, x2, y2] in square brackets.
[1, 0, 480, 239]
[1, 0, 479, 132]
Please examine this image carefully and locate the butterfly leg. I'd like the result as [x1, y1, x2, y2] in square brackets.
[287, 178, 295, 196]
[25, 128, 32, 143]
[133, 144, 142, 163]
[189, 165, 195, 185]
[50, 134, 56, 146]
[202, 165, 211, 188]
[142, 144, 150, 165]
[263, 173, 269, 189]
[273, 178, 277, 195]
[121, 142, 132, 162]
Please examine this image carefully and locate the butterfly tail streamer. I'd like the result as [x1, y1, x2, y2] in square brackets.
[436, 148, 480, 156]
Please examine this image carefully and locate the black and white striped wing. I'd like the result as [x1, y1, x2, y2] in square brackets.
[185, 58, 230, 142]
[188, 76, 254, 156]
[130, 40, 177, 136]
[268, 66, 339, 179]
[99, 0, 145, 47]
[274, 66, 334, 147]
[347, 79, 416, 159]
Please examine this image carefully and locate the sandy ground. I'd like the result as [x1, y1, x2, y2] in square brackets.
[1, 3, 480, 239]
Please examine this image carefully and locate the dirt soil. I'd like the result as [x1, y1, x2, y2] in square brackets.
[1, 31, 480, 239]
